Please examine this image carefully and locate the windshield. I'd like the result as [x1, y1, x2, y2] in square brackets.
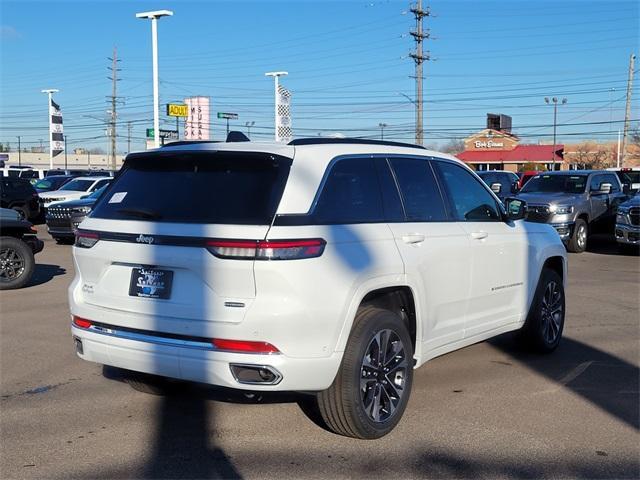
[87, 184, 107, 199]
[520, 174, 587, 194]
[60, 179, 94, 192]
[91, 151, 292, 224]
[618, 171, 640, 185]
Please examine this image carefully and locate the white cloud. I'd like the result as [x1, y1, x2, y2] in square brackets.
[0, 25, 22, 40]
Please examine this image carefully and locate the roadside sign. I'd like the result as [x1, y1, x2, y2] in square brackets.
[166, 103, 188, 117]
[217, 112, 238, 120]
[146, 128, 178, 140]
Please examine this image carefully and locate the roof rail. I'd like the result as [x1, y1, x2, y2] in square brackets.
[288, 138, 426, 150]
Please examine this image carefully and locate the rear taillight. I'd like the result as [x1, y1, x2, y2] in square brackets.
[212, 338, 280, 354]
[72, 316, 92, 329]
[206, 238, 325, 260]
[75, 230, 99, 248]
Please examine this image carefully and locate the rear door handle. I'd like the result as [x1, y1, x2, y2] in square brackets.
[471, 231, 489, 240]
[401, 233, 425, 244]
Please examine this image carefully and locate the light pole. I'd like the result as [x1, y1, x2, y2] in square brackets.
[265, 71, 288, 141]
[136, 9, 173, 148]
[245, 121, 255, 139]
[16, 136, 21, 166]
[64, 135, 67, 168]
[41, 88, 59, 169]
[544, 97, 567, 171]
[378, 123, 388, 140]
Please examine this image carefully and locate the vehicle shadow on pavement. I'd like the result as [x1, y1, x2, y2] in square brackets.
[490, 334, 639, 431]
[27, 263, 66, 287]
[586, 234, 639, 256]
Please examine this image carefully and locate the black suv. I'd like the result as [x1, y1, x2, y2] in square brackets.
[0, 178, 40, 221]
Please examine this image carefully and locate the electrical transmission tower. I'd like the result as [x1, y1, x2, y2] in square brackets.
[107, 47, 122, 170]
[409, 0, 431, 146]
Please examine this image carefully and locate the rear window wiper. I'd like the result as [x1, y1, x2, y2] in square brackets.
[116, 207, 163, 220]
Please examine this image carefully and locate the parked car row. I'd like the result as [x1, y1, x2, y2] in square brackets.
[1, 166, 114, 182]
[476, 168, 638, 253]
[0, 207, 43, 290]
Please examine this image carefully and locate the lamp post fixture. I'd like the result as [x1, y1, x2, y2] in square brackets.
[136, 9, 173, 149]
[245, 121, 255, 139]
[378, 123, 388, 140]
[265, 71, 288, 141]
[544, 97, 567, 171]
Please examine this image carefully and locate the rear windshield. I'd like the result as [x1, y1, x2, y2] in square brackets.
[520, 174, 587, 194]
[60, 179, 95, 191]
[91, 151, 292, 224]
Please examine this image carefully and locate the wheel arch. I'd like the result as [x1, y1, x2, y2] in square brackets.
[335, 281, 422, 363]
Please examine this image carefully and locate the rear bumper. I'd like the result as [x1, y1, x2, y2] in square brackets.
[615, 223, 640, 245]
[71, 323, 342, 392]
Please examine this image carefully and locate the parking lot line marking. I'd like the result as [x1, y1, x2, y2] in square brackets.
[558, 361, 594, 386]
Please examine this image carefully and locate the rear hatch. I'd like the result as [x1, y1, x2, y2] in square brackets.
[73, 149, 292, 331]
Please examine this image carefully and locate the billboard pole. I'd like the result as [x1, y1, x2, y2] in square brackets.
[265, 72, 288, 141]
[41, 89, 59, 169]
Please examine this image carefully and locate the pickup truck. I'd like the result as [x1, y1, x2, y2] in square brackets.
[511, 170, 627, 253]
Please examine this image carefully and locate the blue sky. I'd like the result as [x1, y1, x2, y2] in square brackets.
[0, 0, 637, 153]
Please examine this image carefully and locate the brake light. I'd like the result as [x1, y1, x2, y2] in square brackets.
[72, 316, 92, 329]
[206, 238, 326, 260]
[212, 338, 280, 354]
[75, 230, 99, 248]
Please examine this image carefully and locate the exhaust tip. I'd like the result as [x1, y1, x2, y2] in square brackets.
[229, 363, 282, 385]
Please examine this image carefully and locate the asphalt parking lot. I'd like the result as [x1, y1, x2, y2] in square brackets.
[1, 230, 638, 479]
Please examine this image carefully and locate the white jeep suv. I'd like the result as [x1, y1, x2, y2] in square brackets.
[69, 137, 567, 439]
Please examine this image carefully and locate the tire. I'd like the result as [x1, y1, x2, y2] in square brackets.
[519, 268, 565, 353]
[567, 218, 587, 253]
[313, 307, 414, 439]
[0, 236, 35, 290]
[11, 206, 28, 220]
[123, 370, 183, 396]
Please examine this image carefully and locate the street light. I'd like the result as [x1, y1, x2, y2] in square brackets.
[136, 9, 173, 148]
[544, 97, 567, 171]
[245, 121, 255, 139]
[265, 71, 288, 141]
[378, 123, 388, 140]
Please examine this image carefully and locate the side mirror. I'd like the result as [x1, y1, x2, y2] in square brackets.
[490, 183, 502, 194]
[505, 198, 526, 221]
[596, 183, 612, 195]
[510, 181, 520, 194]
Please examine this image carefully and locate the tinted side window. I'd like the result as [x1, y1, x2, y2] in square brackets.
[603, 174, 620, 192]
[589, 175, 606, 191]
[389, 158, 446, 222]
[433, 161, 501, 222]
[314, 158, 383, 223]
[376, 159, 404, 222]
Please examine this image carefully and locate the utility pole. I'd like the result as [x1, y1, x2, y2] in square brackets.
[16, 136, 21, 166]
[409, 1, 431, 146]
[64, 135, 68, 169]
[620, 53, 635, 167]
[127, 121, 132, 155]
[107, 47, 121, 171]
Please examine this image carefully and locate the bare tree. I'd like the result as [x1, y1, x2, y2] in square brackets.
[568, 142, 614, 169]
[440, 139, 465, 155]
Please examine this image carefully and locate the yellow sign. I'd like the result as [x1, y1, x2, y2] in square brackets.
[166, 103, 188, 117]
